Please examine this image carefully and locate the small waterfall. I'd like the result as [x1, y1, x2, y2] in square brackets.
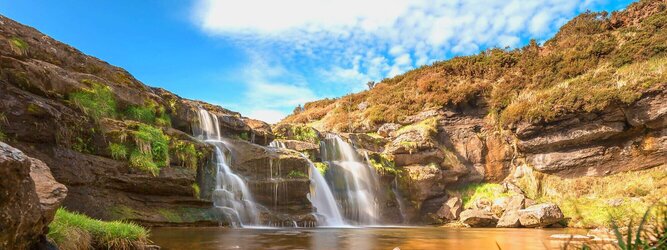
[321, 135, 381, 225]
[195, 108, 260, 227]
[269, 140, 346, 227]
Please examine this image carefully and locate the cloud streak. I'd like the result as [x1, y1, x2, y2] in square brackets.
[192, 0, 617, 122]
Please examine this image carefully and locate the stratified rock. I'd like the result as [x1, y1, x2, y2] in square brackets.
[377, 123, 400, 137]
[0, 142, 66, 249]
[459, 209, 498, 227]
[518, 203, 564, 228]
[436, 196, 463, 221]
[397, 165, 445, 205]
[346, 133, 388, 153]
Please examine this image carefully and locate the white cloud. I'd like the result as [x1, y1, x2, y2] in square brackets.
[192, 0, 611, 118]
[234, 54, 320, 123]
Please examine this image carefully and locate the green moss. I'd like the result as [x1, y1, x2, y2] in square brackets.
[287, 170, 308, 179]
[108, 143, 128, 160]
[238, 132, 250, 141]
[368, 154, 399, 175]
[26, 103, 41, 114]
[455, 183, 513, 209]
[0, 130, 5, 141]
[396, 117, 438, 137]
[68, 80, 117, 120]
[133, 124, 169, 167]
[109, 205, 138, 220]
[314, 162, 328, 175]
[290, 125, 319, 144]
[192, 183, 200, 199]
[157, 209, 182, 223]
[9, 37, 28, 51]
[48, 208, 149, 249]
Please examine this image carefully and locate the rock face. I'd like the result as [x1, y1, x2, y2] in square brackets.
[518, 203, 564, 228]
[0, 14, 307, 227]
[0, 142, 66, 249]
[436, 196, 462, 221]
[459, 209, 498, 227]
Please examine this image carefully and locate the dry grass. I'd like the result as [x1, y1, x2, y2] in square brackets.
[514, 165, 667, 228]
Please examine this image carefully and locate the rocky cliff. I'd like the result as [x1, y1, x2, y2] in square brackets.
[277, 0, 667, 226]
[0, 14, 311, 227]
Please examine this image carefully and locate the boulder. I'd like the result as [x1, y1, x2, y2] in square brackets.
[28, 157, 68, 223]
[436, 196, 463, 221]
[496, 195, 526, 228]
[0, 142, 66, 249]
[459, 209, 498, 227]
[518, 203, 564, 228]
[377, 123, 401, 137]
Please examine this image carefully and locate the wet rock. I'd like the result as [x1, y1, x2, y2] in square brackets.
[459, 209, 498, 227]
[518, 122, 625, 153]
[436, 196, 463, 221]
[377, 123, 400, 137]
[518, 203, 564, 228]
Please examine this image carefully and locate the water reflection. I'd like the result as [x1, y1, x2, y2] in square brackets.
[150, 227, 585, 249]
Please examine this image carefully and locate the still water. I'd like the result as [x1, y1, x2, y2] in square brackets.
[150, 226, 584, 250]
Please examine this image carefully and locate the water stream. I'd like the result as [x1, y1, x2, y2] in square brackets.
[195, 108, 260, 227]
[269, 140, 347, 227]
[320, 135, 381, 225]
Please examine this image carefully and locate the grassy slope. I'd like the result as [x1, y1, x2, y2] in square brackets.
[281, 0, 667, 132]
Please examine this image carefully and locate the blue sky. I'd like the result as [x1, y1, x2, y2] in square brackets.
[0, 0, 634, 123]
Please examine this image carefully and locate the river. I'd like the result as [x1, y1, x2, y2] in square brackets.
[150, 226, 585, 249]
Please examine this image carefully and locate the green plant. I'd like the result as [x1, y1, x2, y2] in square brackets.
[133, 124, 169, 167]
[48, 208, 149, 250]
[291, 125, 319, 144]
[174, 140, 198, 169]
[129, 150, 159, 176]
[72, 136, 92, 154]
[192, 183, 200, 199]
[314, 162, 328, 175]
[0, 130, 5, 141]
[238, 132, 250, 141]
[124, 101, 172, 127]
[456, 183, 513, 209]
[108, 143, 128, 160]
[68, 80, 117, 120]
[368, 154, 399, 175]
[287, 170, 308, 179]
[9, 37, 28, 54]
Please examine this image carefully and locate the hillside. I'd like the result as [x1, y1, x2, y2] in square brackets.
[275, 0, 667, 227]
[282, 0, 666, 132]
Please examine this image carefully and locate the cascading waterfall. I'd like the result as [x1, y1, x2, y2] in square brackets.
[321, 135, 381, 225]
[195, 108, 260, 227]
[269, 140, 346, 226]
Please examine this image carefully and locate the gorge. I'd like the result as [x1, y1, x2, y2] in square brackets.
[1, 0, 666, 249]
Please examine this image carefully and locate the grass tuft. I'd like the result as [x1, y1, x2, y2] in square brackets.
[68, 80, 117, 120]
[287, 170, 308, 179]
[48, 208, 149, 250]
[108, 143, 128, 160]
[455, 183, 513, 209]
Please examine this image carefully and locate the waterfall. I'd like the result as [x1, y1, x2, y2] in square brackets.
[321, 135, 381, 225]
[269, 140, 346, 227]
[195, 108, 260, 227]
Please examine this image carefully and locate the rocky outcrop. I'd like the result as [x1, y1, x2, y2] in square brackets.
[0, 142, 66, 249]
[436, 196, 462, 221]
[518, 203, 564, 228]
[459, 209, 498, 227]
[0, 14, 285, 227]
[496, 195, 525, 228]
